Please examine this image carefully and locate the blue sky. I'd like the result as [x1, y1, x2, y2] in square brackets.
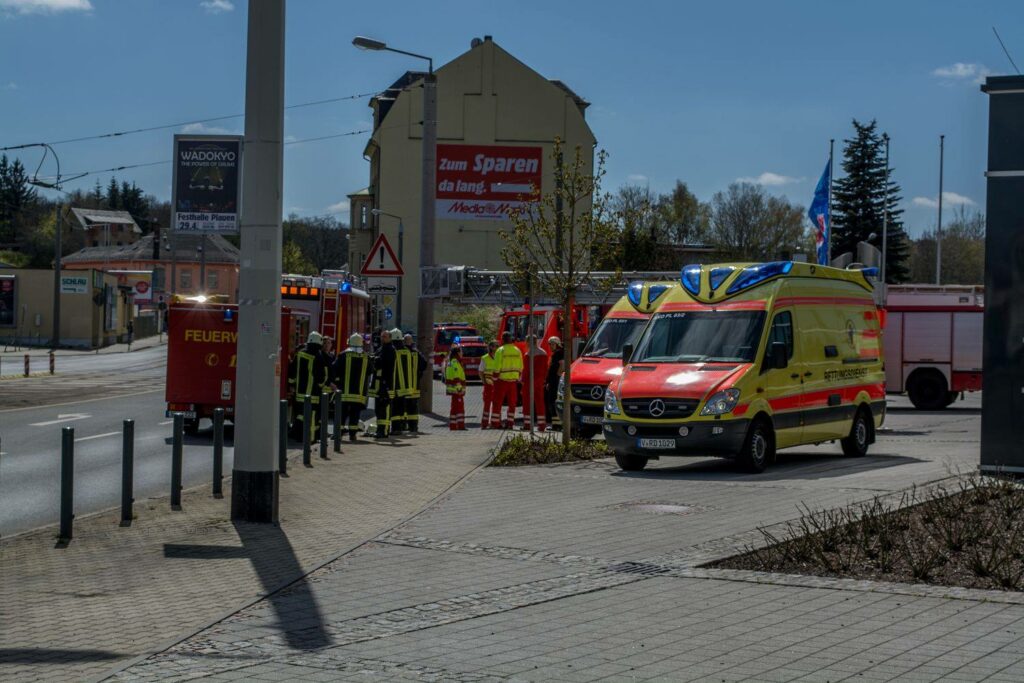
[1, 0, 1021, 236]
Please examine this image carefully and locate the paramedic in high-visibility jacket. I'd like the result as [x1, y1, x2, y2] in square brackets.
[492, 331, 524, 429]
[445, 344, 467, 430]
[333, 333, 370, 442]
[402, 333, 429, 435]
[288, 330, 333, 442]
[480, 340, 500, 430]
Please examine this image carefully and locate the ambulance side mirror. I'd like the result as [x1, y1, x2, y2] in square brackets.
[768, 341, 788, 370]
[574, 338, 586, 359]
[622, 344, 634, 366]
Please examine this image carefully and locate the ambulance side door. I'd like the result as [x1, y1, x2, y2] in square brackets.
[761, 308, 805, 449]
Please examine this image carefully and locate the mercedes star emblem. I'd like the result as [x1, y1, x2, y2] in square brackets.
[591, 385, 605, 400]
[649, 399, 666, 417]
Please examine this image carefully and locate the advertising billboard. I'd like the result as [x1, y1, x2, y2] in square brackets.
[172, 135, 243, 234]
[110, 270, 154, 304]
[0, 275, 14, 327]
[59, 274, 89, 294]
[436, 144, 542, 221]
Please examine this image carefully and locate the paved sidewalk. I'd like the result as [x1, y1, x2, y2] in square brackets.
[0, 408, 503, 682]
[105, 395, 1024, 682]
[1, 333, 165, 362]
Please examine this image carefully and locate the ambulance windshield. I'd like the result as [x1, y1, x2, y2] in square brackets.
[582, 317, 647, 358]
[633, 311, 766, 363]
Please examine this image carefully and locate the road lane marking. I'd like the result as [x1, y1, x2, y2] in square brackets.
[158, 420, 173, 425]
[0, 388, 162, 414]
[75, 431, 121, 443]
[29, 413, 91, 427]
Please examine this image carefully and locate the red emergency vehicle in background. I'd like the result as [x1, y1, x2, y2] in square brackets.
[557, 282, 675, 437]
[433, 322, 479, 376]
[498, 303, 590, 356]
[457, 335, 489, 381]
[882, 284, 984, 409]
[280, 274, 371, 355]
[165, 299, 310, 434]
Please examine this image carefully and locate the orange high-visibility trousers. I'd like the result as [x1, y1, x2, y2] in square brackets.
[493, 380, 518, 428]
[522, 378, 546, 431]
[482, 382, 495, 429]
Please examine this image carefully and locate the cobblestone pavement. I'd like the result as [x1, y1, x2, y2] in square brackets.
[0, 380, 500, 683]
[102, 394, 1024, 682]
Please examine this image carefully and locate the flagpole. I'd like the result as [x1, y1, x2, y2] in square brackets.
[881, 133, 889, 284]
[827, 138, 834, 264]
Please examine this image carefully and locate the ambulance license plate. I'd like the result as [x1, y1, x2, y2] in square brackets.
[580, 415, 602, 425]
[638, 438, 675, 449]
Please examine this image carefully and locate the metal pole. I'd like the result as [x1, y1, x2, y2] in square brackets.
[527, 274, 535, 435]
[278, 399, 289, 476]
[52, 204, 62, 349]
[881, 134, 890, 285]
[397, 219, 404, 327]
[232, 0, 284, 523]
[200, 235, 207, 291]
[302, 397, 312, 467]
[936, 134, 945, 285]
[59, 426, 74, 542]
[212, 407, 224, 497]
[333, 390, 342, 453]
[320, 390, 329, 458]
[171, 412, 183, 510]
[827, 139, 834, 264]
[169, 238, 177, 296]
[416, 71, 437, 416]
[120, 419, 134, 526]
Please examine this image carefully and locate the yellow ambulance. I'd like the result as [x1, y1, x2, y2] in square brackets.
[603, 261, 885, 473]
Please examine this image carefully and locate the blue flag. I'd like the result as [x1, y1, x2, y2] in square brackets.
[808, 159, 831, 265]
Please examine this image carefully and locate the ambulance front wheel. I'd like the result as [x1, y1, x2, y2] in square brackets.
[614, 452, 648, 472]
[841, 407, 872, 458]
[738, 418, 774, 473]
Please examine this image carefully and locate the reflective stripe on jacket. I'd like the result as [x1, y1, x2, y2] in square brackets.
[495, 343, 523, 381]
[481, 353, 500, 385]
[292, 349, 330, 403]
[337, 350, 369, 405]
[445, 359, 466, 395]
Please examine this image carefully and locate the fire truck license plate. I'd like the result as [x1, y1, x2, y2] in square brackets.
[166, 410, 197, 419]
[638, 438, 675, 449]
[580, 415, 602, 424]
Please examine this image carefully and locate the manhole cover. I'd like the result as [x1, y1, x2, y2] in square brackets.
[606, 501, 709, 516]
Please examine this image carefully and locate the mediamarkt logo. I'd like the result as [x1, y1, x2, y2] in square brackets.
[447, 201, 517, 215]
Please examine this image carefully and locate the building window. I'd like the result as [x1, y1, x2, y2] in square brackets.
[180, 269, 192, 291]
[208, 271, 219, 289]
[360, 204, 368, 229]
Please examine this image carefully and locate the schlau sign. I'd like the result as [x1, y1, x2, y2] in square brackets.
[172, 135, 243, 234]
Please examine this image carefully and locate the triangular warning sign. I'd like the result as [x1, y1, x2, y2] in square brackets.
[360, 233, 404, 276]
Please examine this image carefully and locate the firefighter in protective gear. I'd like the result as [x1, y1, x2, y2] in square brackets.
[522, 335, 549, 431]
[480, 340, 500, 430]
[370, 329, 396, 439]
[445, 344, 467, 430]
[492, 331, 523, 429]
[402, 333, 429, 435]
[390, 328, 409, 433]
[288, 330, 333, 442]
[333, 333, 370, 442]
[544, 335, 564, 427]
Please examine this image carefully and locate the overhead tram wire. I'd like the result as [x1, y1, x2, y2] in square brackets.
[0, 91, 377, 150]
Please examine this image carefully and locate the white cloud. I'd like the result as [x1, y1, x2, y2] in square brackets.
[0, 0, 91, 14]
[932, 62, 990, 84]
[737, 172, 802, 186]
[626, 174, 648, 184]
[284, 134, 297, 143]
[180, 122, 235, 135]
[912, 191, 976, 208]
[2, 81, 17, 90]
[327, 200, 350, 215]
[199, 0, 233, 13]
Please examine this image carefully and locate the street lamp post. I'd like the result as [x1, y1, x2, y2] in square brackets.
[354, 36, 436, 413]
[372, 209, 404, 327]
[198, 235, 206, 292]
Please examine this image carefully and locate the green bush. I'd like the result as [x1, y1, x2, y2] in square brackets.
[490, 434, 610, 467]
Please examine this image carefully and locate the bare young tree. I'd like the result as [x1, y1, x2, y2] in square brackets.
[709, 182, 808, 261]
[501, 139, 619, 441]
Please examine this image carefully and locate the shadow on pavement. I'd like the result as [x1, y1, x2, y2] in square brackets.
[613, 452, 923, 481]
[887, 406, 981, 415]
[0, 648, 122, 664]
[163, 522, 331, 651]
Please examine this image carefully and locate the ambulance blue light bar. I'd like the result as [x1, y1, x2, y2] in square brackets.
[709, 266, 736, 291]
[627, 281, 644, 307]
[647, 283, 670, 304]
[726, 261, 794, 295]
[681, 264, 702, 295]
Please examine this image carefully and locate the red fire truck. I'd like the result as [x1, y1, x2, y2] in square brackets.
[882, 285, 984, 409]
[165, 299, 310, 434]
[432, 322, 479, 376]
[280, 274, 371, 355]
[497, 303, 590, 356]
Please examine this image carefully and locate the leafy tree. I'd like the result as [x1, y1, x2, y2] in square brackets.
[500, 139, 619, 441]
[910, 207, 985, 284]
[832, 119, 910, 281]
[282, 240, 315, 274]
[656, 180, 710, 246]
[708, 182, 806, 261]
[283, 214, 348, 273]
[608, 181, 711, 271]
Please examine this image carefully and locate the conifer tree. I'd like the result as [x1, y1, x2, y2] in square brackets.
[105, 177, 120, 209]
[832, 119, 910, 282]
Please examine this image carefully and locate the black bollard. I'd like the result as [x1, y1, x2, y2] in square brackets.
[302, 397, 312, 467]
[320, 391, 329, 459]
[333, 391, 342, 453]
[120, 419, 134, 527]
[212, 407, 224, 498]
[278, 399, 289, 477]
[59, 427, 74, 543]
[171, 412, 183, 510]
